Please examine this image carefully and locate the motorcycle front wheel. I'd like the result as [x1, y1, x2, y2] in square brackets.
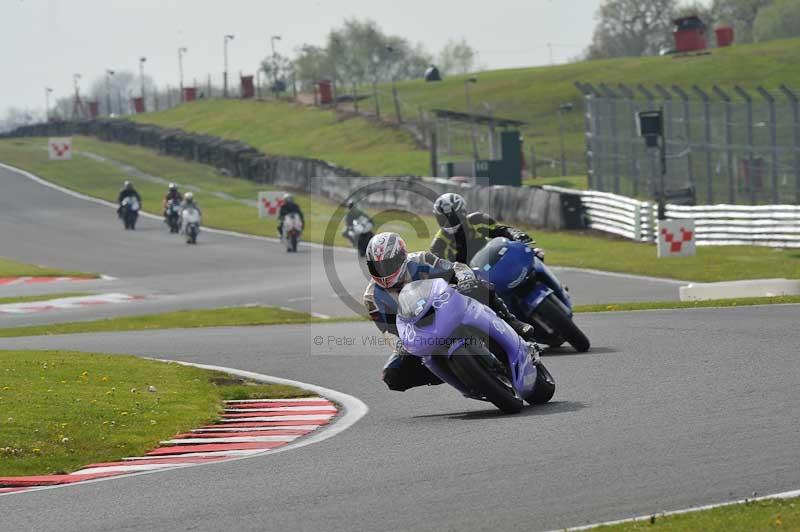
[532, 295, 590, 353]
[447, 340, 523, 414]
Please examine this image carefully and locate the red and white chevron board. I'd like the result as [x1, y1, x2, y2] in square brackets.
[0, 397, 338, 492]
[0, 276, 95, 287]
[0, 293, 143, 315]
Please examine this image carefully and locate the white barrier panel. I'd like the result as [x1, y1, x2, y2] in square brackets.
[543, 185, 800, 248]
[257, 191, 286, 218]
[48, 137, 72, 160]
[657, 219, 696, 258]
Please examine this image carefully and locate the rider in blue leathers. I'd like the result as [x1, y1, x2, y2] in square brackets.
[362, 232, 537, 392]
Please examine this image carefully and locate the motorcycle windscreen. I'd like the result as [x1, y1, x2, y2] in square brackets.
[470, 238, 532, 292]
[397, 279, 440, 324]
[182, 209, 201, 223]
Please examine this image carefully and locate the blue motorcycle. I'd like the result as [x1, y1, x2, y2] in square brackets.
[471, 237, 590, 353]
[397, 278, 555, 413]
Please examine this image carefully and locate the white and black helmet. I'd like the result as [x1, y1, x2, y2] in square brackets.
[365, 232, 408, 289]
[433, 193, 467, 234]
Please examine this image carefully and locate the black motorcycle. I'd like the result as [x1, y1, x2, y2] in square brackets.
[119, 197, 140, 230]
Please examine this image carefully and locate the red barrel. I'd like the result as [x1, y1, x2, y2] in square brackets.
[240, 75, 255, 99]
[715, 26, 734, 47]
[182, 87, 197, 102]
[132, 97, 146, 114]
[317, 80, 332, 105]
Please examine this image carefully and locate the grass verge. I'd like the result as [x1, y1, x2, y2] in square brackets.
[0, 350, 312, 476]
[573, 295, 800, 313]
[591, 496, 799, 531]
[0, 305, 348, 338]
[0, 257, 95, 279]
[0, 293, 91, 305]
[1, 137, 798, 282]
[2, 296, 799, 338]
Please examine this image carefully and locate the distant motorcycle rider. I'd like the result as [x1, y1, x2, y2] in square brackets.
[277, 193, 304, 236]
[342, 200, 372, 244]
[362, 232, 538, 392]
[117, 181, 141, 215]
[163, 183, 182, 219]
[181, 191, 201, 213]
[430, 193, 542, 264]
[163, 183, 181, 206]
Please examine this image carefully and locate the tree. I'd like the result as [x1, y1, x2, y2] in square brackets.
[0, 107, 39, 132]
[587, 0, 679, 59]
[87, 71, 155, 115]
[292, 45, 331, 90]
[711, 0, 772, 43]
[260, 53, 292, 91]
[289, 18, 432, 86]
[438, 38, 477, 75]
[753, 0, 800, 41]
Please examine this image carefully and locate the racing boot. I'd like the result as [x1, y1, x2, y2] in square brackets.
[382, 349, 443, 392]
[488, 289, 538, 344]
[526, 341, 543, 365]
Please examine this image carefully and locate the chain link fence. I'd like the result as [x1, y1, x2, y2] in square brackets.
[581, 82, 800, 205]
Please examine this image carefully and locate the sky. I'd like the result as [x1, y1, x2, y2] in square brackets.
[0, 0, 705, 116]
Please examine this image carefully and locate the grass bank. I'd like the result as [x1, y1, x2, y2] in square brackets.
[0, 293, 90, 305]
[0, 257, 95, 279]
[0, 350, 310, 476]
[135, 38, 800, 178]
[1, 137, 798, 282]
[135, 98, 427, 176]
[0, 305, 342, 338]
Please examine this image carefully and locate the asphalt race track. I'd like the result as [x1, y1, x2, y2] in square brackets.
[0, 164, 681, 326]
[1, 164, 798, 531]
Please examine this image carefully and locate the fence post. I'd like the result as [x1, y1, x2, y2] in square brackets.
[671, 85, 695, 193]
[430, 130, 438, 178]
[779, 85, 800, 204]
[618, 83, 641, 197]
[712, 86, 736, 203]
[575, 82, 595, 190]
[756, 87, 779, 204]
[599, 83, 621, 194]
[372, 81, 380, 121]
[638, 85, 658, 198]
[392, 81, 403, 124]
[654, 84, 674, 139]
[692, 86, 714, 204]
[734, 86, 756, 204]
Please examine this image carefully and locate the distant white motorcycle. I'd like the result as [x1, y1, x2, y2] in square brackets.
[181, 206, 202, 245]
[347, 215, 375, 257]
[282, 212, 303, 253]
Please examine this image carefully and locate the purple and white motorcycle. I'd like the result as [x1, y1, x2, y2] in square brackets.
[397, 278, 555, 414]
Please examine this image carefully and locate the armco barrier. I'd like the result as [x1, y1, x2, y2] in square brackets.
[545, 185, 800, 248]
[3, 120, 575, 231]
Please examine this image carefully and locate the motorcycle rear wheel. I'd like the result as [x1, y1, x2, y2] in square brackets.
[448, 340, 523, 414]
